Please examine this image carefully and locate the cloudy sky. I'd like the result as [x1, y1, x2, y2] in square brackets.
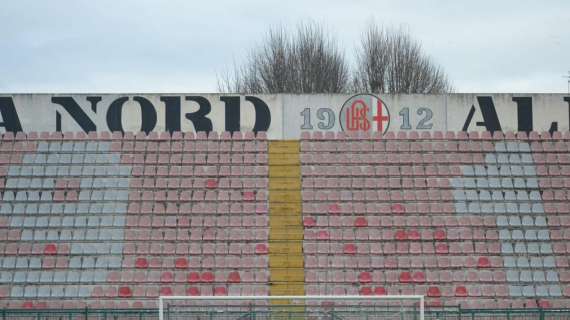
[1, 0, 568, 93]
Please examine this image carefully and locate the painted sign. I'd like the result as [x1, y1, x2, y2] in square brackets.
[0, 94, 569, 139]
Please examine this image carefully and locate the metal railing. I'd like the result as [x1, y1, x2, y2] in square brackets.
[1, 307, 570, 320]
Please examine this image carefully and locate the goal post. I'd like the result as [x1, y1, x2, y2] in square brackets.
[159, 295, 424, 320]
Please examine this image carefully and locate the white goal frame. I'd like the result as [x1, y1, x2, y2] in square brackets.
[159, 295, 424, 320]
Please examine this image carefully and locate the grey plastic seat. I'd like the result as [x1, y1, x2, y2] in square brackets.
[532, 271, 546, 282]
[549, 286, 562, 297]
[503, 256, 516, 268]
[524, 230, 537, 241]
[47, 154, 59, 164]
[119, 166, 131, 175]
[504, 191, 516, 201]
[540, 243, 553, 254]
[27, 272, 40, 282]
[49, 142, 61, 152]
[69, 257, 81, 268]
[535, 285, 548, 297]
[80, 271, 94, 282]
[537, 230, 549, 240]
[94, 166, 106, 176]
[53, 271, 66, 282]
[32, 166, 44, 176]
[72, 230, 85, 241]
[499, 230, 511, 240]
[532, 203, 544, 214]
[42, 179, 54, 189]
[480, 203, 493, 214]
[523, 165, 536, 176]
[501, 177, 513, 188]
[485, 154, 497, 164]
[517, 257, 530, 268]
[514, 242, 527, 254]
[502, 242, 514, 254]
[102, 203, 115, 214]
[509, 154, 521, 164]
[65, 285, 78, 298]
[488, 177, 500, 187]
[519, 203, 531, 214]
[73, 141, 86, 152]
[497, 153, 509, 164]
[465, 190, 478, 201]
[530, 257, 543, 268]
[462, 166, 474, 176]
[51, 286, 64, 298]
[468, 202, 481, 214]
[514, 178, 526, 189]
[11, 286, 24, 297]
[86, 229, 99, 240]
[506, 203, 518, 214]
[474, 165, 486, 176]
[104, 190, 117, 201]
[40, 272, 53, 283]
[476, 178, 489, 188]
[108, 256, 122, 267]
[499, 166, 512, 176]
[70, 165, 82, 175]
[491, 190, 504, 201]
[78, 286, 91, 298]
[511, 229, 524, 240]
[82, 257, 95, 268]
[527, 243, 539, 254]
[29, 258, 41, 268]
[61, 142, 73, 152]
[62, 217, 74, 227]
[72, 153, 84, 164]
[522, 286, 535, 297]
[544, 257, 556, 268]
[535, 216, 547, 227]
[494, 203, 506, 214]
[546, 271, 559, 282]
[113, 215, 125, 226]
[506, 270, 519, 282]
[463, 178, 476, 188]
[511, 165, 523, 176]
[453, 190, 466, 201]
[522, 216, 534, 226]
[38, 286, 51, 297]
[67, 271, 80, 282]
[455, 202, 467, 214]
[16, 257, 29, 268]
[24, 286, 36, 297]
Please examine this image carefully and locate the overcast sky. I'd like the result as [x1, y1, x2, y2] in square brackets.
[1, 0, 568, 93]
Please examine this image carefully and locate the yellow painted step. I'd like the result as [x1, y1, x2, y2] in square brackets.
[269, 229, 304, 240]
[268, 141, 299, 154]
[269, 155, 300, 165]
[269, 215, 300, 226]
[269, 256, 304, 268]
[270, 268, 305, 282]
[269, 191, 301, 202]
[269, 165, 300, 178]
[270, 284, 305, 295]
[269, 202, 301, 213]
[269, 242, 303, 254]
[269, 178, 301, 190]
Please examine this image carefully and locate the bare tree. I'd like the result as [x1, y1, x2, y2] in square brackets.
[218, 23, 350, 93]
[354, 24, 452, 94]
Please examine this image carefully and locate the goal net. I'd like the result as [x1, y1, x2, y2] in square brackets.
[159, 295, 424, 320]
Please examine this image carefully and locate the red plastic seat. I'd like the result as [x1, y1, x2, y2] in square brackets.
[399, 272, 412, 283]
[477, 257, 491, 268]
[160, 272, 174, 283]
[455, 286, 468, 297]
[407, 230, 420, 240]
[354, 217, 368, 227]
[344, 244, 357, 255]
[243, 191, 255, 201]
[201, 272, 215, 282]
[228, 271, 241, 283]
[188, 272, 200, 283]
[412, 272, 425, 283]
[427, 286, 441, 297]
[207, 178, 219, 190]
[175, 258, 188, 269]
[187, 287, 200, 296]
[317, 230, 330, 240]
[118, 286, 132, 298]
[360, 287, 373, 295]
[159, 287, 173, 296]
[359, 272, 372, 283]
[214, 287, 227, 296]
[374, 287, 387, 296]
[135, 258, 148, 269]
[44, 244, 57, 255]
[328, 203, 341, 214]
[255, 244, 268, 254]
[395, 230, 407, 241]
[435, 243, 449, 254]
[391, 203, 405, 214]
[434, 229, 446, 240]
[303, 217, 316, 227]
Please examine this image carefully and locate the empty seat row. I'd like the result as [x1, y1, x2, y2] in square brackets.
[0, 203, 128, 215]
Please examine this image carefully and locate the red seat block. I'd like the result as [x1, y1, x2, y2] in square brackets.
[303, 217, 316, 227]
[187, 287, 200, 296]
[427, 286, 441, 298]
[399, 272, 412, 283]
[255, 244, 268, 254]
[214, 287, 227, 296]
[477, 257, 491, 268]
[412, 272, 425, 283]
[358, 272, 372, 283]
[344, 244, 357, 255]
[374, 287, 387, 296]
[135, 258, 148, 269]
[43, 244, 57, 255]
[455, 286, 468, 297]
[161, 272, 174, 283]
[228, 271, 241, 283]
[354, 217, 368, 227]
[360, 287, 373, 295]
[159, 287, 173, 296]
[206, 179, 218, 189]
[118, 286, 132, 298]
[188, 272, 200, 283]
[434, 229, 446, 240]
[201, 272, 215, 282]
[175, 258, 188, 269]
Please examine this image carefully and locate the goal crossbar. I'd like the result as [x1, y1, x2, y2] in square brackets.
[159, 295, 424, 320]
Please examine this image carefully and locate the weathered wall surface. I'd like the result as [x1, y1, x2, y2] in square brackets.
[1, 94, 569, 138]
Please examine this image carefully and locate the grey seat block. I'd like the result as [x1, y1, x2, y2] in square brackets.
[453, 190, 466, 201]
[91, 190, 103, 201]
[509, 285, 522, 297]
[95, 257, 108, 268]
[511, 166, 523, 176]
[486, 154, 497, 164]
[468, 202, 481, 214]
[39, 271, 53, 283]
[75, 216, 87, 227]
[21, 229, 33, 240]
[523, 165, 536, 176]
[115, 203, 127, 214]
[0, 203, 12, 214]
[455, 202, 467, 214]
[516, 190, 529, 201]
[2, 257, 16, 269]
[15, 191, 27, 201]
[14, 272, 27, 283]
[536, 285, 548, 297]
[497, 153, 508, 164]
[37, 286, 51, 297]
[2, 192, 15, 201]
[535, 216, 547, 227]
[77, 203, 90, 214]
[52, 203, 64, 214]
[86, 229, 99, 240]
[15, 257, 28, 268]
[506, 203, 518, 214]
[72, 153, 84, 164]
[73, 142, 86, 152]
[509, 216, 521, 226]
[530, 257, 543, 268]
[501, 178, 513, 188]
[113, 215, 125, 227]
[82, 257, 95, 269]
[527, 243, 540, 254]
[62, 217, 74, 227]
[540, 243, 553, 254]
[503, 256, 516, 268]
[102, 203, 115, 214]
[500, 166, 512, 176]
[108, 256, 122, 268]
[514, 242, 527, 254]
[64, 285, 78, 297]
[499, 230, 511, 240]
[27, 271, 40, 282]
[505, 191, 517, 201]
[7, 166, 20, 177]
[477, 178, 489, 189]
[24, 217, 37, 227]
[48, 142, 61, 152]
[87, 216, 100, 227]
[89, 203, 103, 214]
[517, 257, 530, 268]
[465, 190, 478, 201]
[24, 286, 37, 298]
[116, 190, 129, 201]
[511, 230, 524, 240]
[104, 190, 117, 201]
[537, 230, 549, 241]
[529, 190, 541, 200]
[532, 271, 546, 282]
[80, 271, 94, 282]
[480, 203, 493, 214]
[494, 203, 506, 214]
[509, 154, 521, 164]
[502, 242, 514, 254]
[519, 203, 531, 214]
[69, 257, 82, 268]
[61, 142, 73, 152]
[67, 271, 80, 282]
[71, 243, 83, 254]
[543, 257, 555, 268]
[25, 203, 38, 214]
[29, 257, 41, 268]
[53, 271, 66, 282]
[549, 285, 562, 297]
[100, 216, 113, 227]
[50, 286, 64, 297]
[547, 271, 559, 282]
[11, 286, 24, 297]
[524, 230, 537, 241]
[93, 270, 106, 282]
[48, 216, 61, 227]
[36, 216, 48, 227]
[79, 190, 91, 201]
[119, 166, 131, 175]
[78, 286, 91, 297]
[462, 166, 474, 176]
[522, 285, 535, 297]
[497, 216, 509, 227]
[94, 166, 106, 176]
[522, 216, 534, 226]
[463, 178, 476, 188]
[28, 191, 40, 201]
[488, 177, 500, 187]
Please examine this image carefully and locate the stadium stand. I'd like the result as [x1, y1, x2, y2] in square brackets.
[0, 130, 569, 310]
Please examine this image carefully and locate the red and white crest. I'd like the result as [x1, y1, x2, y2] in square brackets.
[340, 94, 391, 134]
